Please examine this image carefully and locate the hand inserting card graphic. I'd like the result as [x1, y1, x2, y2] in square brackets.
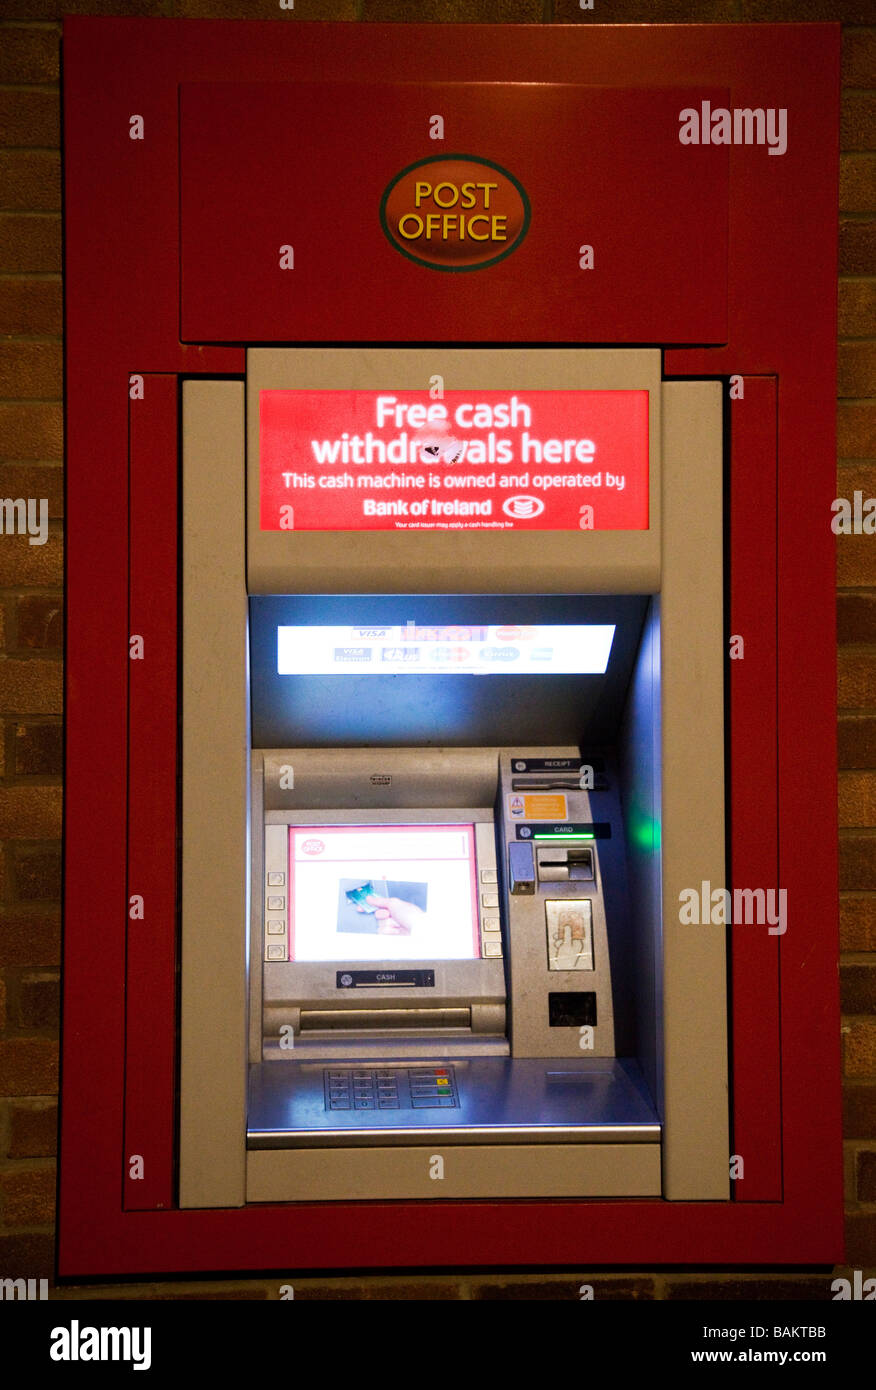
[339, 878, 428, 936]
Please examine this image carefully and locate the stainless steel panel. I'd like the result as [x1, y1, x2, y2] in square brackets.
[247, 1056, 659, 1149]
[500, 749, 626, 1058]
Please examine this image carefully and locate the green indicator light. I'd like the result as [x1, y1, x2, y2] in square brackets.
[629, 810, 661, 852]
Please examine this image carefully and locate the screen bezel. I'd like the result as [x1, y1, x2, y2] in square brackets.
[261, 808, 504, 1012]
[287, 821, 482, 964]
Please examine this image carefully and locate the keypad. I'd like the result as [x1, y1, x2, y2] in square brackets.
[323, 1066, 457, 1111]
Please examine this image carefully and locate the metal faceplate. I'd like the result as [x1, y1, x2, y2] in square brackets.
[499, 750, 631, 1058]
[247, 1056, 659, 1149]
[254, 748, 508, 1059]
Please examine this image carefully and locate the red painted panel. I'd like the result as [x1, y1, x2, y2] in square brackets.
[727, 379, 781, 1201]
[664, 29, 842, 1249]
[58, 1194, 836, 1281]
[180, 83, 728, 345]
[60, 363, 130, 1264]
[61, 18, 844, 1276]
[775, 368, 843, 1227]
[124, 377, 179, 1211]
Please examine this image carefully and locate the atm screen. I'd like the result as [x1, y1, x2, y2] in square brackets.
[288, 824, 481, 962]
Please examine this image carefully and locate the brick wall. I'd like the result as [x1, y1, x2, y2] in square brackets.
[0, 1, 872, 1300]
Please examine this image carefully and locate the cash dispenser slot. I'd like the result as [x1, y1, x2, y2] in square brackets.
[299, 1008, 472, 1031]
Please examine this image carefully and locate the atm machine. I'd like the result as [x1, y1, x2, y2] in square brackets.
[179, 347, 728, 1206]
[59, 18, 841, 1275]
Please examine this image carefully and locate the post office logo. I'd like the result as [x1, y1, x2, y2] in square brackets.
[380, 155, 531, 272]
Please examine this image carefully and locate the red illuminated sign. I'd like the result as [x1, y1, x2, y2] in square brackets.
[260, 390, 649, 532]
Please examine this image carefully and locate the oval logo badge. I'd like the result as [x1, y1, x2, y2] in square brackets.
[380, 155, 530, 272]
[503, 495, 545, 520]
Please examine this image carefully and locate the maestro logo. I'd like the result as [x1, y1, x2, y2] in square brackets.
[380, 155, 531, 272]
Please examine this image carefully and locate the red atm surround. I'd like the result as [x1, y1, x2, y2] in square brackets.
[62, 19, 842, 1277]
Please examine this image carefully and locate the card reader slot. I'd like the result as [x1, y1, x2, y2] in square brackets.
[536, 845, 594, 881]
[300, 1007, 471, 1031]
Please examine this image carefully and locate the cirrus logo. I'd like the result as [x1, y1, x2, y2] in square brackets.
[502, 495, 545, 520]
[301, 839, 325, 855]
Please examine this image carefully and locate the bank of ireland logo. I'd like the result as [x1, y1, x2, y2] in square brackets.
[503, 495, 545, 520]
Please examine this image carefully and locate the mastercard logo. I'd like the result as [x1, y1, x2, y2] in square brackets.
[432, 646, 471, 662]
[380, 155, 531, 272]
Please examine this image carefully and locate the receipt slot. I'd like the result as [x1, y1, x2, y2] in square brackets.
[177, 347, 728, 1205]
[61, 18, 842, 1276]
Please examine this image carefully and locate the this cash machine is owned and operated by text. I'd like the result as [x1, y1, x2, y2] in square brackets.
[60, 19, 842, 1276]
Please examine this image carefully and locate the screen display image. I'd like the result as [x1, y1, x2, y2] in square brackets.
[339, 878, 428, 935]
[289, 825, 480, 962]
